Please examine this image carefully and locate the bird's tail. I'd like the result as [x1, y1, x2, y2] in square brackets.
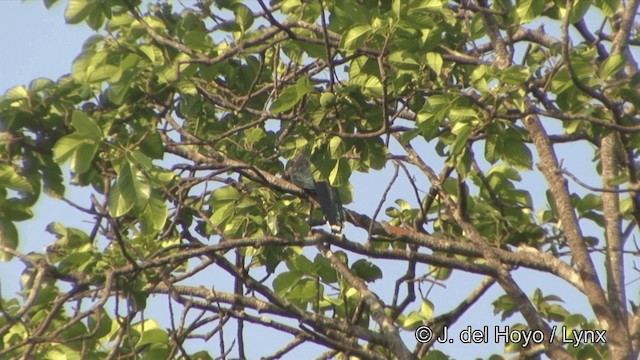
[314, 181, 344, 235]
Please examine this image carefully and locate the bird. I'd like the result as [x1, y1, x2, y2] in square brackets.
[284, 154, 345, 234]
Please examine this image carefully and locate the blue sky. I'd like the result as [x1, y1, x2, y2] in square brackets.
[0, 3, 94, 270]
[0, 1, 632, 359]
[1, 0, 98, 288]
[0, 2, 91, 90]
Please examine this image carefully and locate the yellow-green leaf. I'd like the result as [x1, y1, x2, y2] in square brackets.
[0, 219, 18, 262]
[341, 25, 371, 51]
[65, 0, 92, 24]
[72, 110, 102, 139]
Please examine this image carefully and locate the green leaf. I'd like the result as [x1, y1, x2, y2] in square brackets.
[118, 162, 151, 209]
[127, 152, 152, 172]
[269, 77, 313, 113]
[319, 92, 337, 107]
[314, 254, 337, 283]
[53, 134, 98, 174]
[500, 65, 530, 84]
[450, 122, 471, 156]
[545, 303, 570, 321]
[431, 265, 452, 280]
[87, 309, 112, 339]
[350, 259, 382, 282]
[273, 270, 302, 295]
[211, 186, 242, 204]
[570, 0, 591, 23]
[88, 64, 120, 83]
[37, 152, 65, 199]
[73, 141, 98, 174]
[53, 135, 82, 164]
[108, 184, 134, 217]
[140, 348, 171, 360]
[141, 194, 167, 233]
[295, 76, 314, 98]
[28, 78, 55, 94]
[328, 157, 350, 186]
[412, 0, 445, 10]
[493, 294, 518, 320]
[425, 52, 443, 75]
[129, 288, 148, 312]
[2, 199, 34, 221]
[564, 313, 587, 328]
[233, 3, 254, 33]
[503, 138, 532, 169]
[2, 85, 29, 103]
[516, 0, 544, 23]
[420, 299, 434, 319]
[65, 0, 93, 24]
[85, 5, 106, 30]
[329, 136, 344, 157]
[139, 44, 160, 63]
[595, 0, 619, 16]
[136, 328, 169, 347]
[485, 134, 499, 163]
[107, 81, 132, 105]
[266, 213, 279, 235]
[402, 311, 423, 329]
[286, 278, 319, 303]
[72, 110, 102, 139]
[599, 54, 625, 79]
[392, 0, 402, 18]
[0, 165, 32, 192]
[0, 219, 19, 261]
[288, 254, 316, 275]
[388, 51, 420, 70]
[576, 194, 602, 213]
[140, 132, 164, 160]
[349, 73, 383, 97]
[210, 204, 234, 230]
[356, 138, 387, 171]
[341, 25, 371, 51]
[449, 107, 478, 121]
[332, 1, 370, 27]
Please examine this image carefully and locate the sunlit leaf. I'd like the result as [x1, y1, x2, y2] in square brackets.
[0, 219, 18, 262]
[136, 328, 168, 347]
[71, 110, 102, 139]
[65, 0, 93, 24]
[0, 165, 32, 192]
[341, 25, 371, 51]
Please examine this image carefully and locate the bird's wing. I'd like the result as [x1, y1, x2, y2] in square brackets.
[286, 154, 345, 233]
[314, 180, 344, 233]
[285, 154, 316, 191]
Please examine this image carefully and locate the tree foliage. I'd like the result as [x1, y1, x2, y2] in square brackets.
[1, 0, 639, 359]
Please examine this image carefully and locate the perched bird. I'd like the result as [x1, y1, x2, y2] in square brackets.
[284, 154, 345, 234]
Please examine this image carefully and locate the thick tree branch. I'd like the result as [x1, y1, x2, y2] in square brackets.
[522, 112, 618, 339]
